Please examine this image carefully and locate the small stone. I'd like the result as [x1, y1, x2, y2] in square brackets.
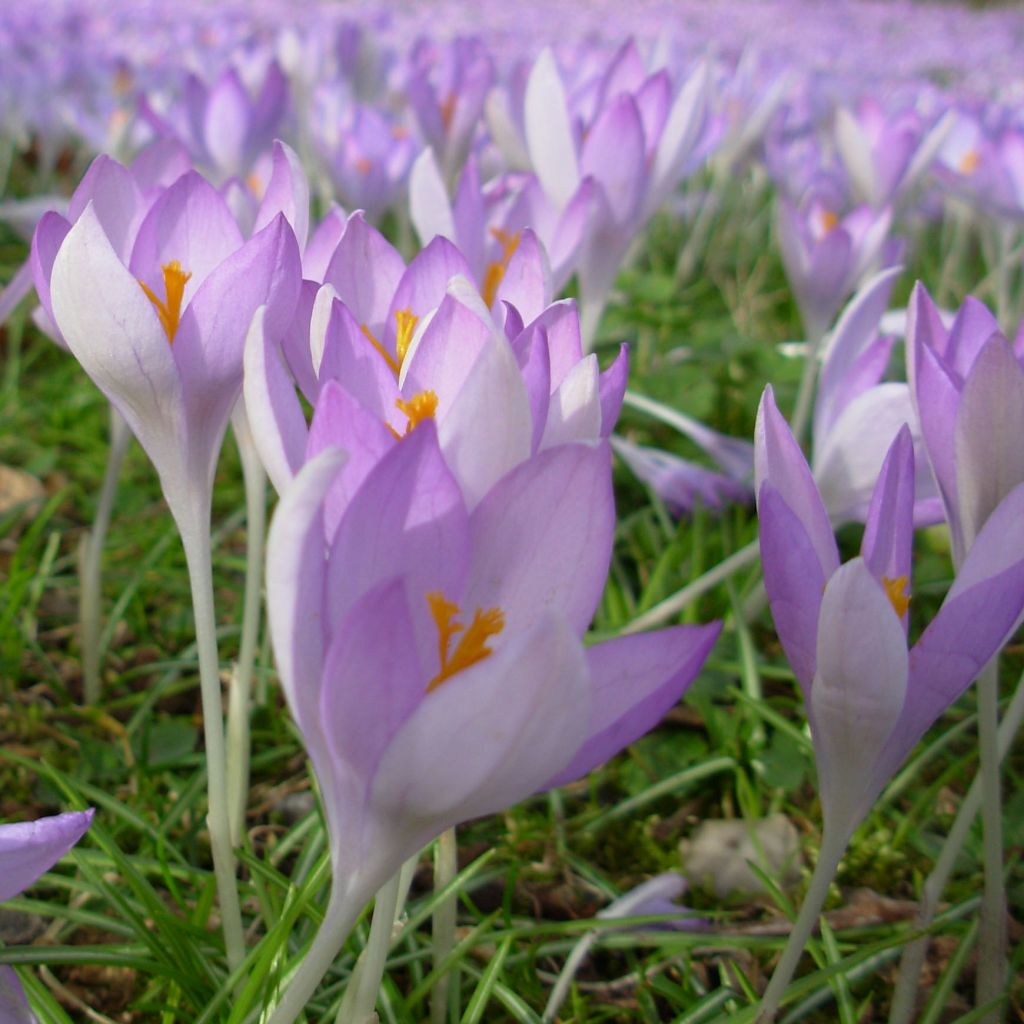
[0, 465, 44, 517]
[680, 815, 802, 898]
[277, 791, 316, 823]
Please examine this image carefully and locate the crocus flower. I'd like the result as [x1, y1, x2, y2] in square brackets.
[907, 284, 1024, 563]
[263, 424, 720, 1021]
[0, 809, 94, 1022]
[756, 386, 1024, 840]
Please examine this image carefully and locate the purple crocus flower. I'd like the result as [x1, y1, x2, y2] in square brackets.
[262, 425, 720, 1018]
[0, 809, 94, 1022]
[756, 386, 1024, 840]
[907, 284, 1024, 564]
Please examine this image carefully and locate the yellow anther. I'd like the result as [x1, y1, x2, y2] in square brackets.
[246, 171, 266, 199]
[425, 591, 505, 692]
[394, 308, 419, 367]
[958, 149, 980, 175]
[882, 575, 911, 618]
[360, 323, 401, 376]
[138, 261, 192, 344]
[819, 209, 839, 234]
[481, 227, 522, 307]
[395, 390, 438, 435]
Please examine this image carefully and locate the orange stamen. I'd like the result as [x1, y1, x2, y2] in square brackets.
[360, 323, 401, 376]
[481, 227, 522, 308]
[440, 93, 457, 134]
[138, 261, 192, 344]
[882, 575, 911, 618]
[353, 155, 373, 175]
[394, 308, 419, 367]
[819, 210, 839, 234]
[395, 391, 438, 435]
[425, 591, 505, 692]
[958, 149, 980, 175]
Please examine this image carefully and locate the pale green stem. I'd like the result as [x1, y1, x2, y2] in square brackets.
[624, 539, 761, 634]
[266, 888, 364, 1024]
[755, 827, 848, 1024]
[431, 827, 459, 1024]
[80, 406, 131, 704]
[975, 659, 1007, 1022]
[336, 873, 403, 1024]
[226, 414, 266, 847]
[674, 181, 722, 285]
[177, 503, 246, 970]
[888, 664, 1024, 1024]
[788, 324, 826, 451]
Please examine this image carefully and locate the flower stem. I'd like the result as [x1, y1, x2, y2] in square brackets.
[975, 658, 1007, 1022]
[888, 663, 1024, 1024]
[226, 408, 266, 848]
[789, 324, 826, 450]
[336, 872, 403, 1024]
[267, 888, 364, 1024]
[177, 505, 246, 971]
[755, 828, 847, 1024]
[624, 539, 761, 634]
[431, 827, 459, 1024]
[80, 405, 130, 704]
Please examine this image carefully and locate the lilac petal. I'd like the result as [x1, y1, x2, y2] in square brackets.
[29, 211, 71, 335]
[252, 62, 289, 153]
[321, 579, 423, 785]
[129, 137, 193, 195]
[323, 212, 405, 334]
[130, 171, 243, 298]
[305, 380, 394, 538]
[947, 296, 1003, 379]
[385, 236, 474, 351]
[266, 448, 345, 740]
[403, 292, 492, 414]
[754, 387, 838, 576]
[454, 158, 485, 278]
[0, 967, 34, 1024]
[409, 147, 456, 248]
[861, 425, 915, 628]
[464, 442, 613, 636]
[255, 141, 309, 252]
[812, 559, 908, 838]
[303, 206, 348, 282]
[50, 204, 186, 480]
[371, 613, 590, 831]
[495, 228, 551, 324]
[525, 48, 579, 210]
[0, 809, 94, 902]
[280, 279, 319, 402]
[243, 306, 308, 493]
[174, 214, 301, 432]
[437, 334, 532, 509]
[581, 95, 647, 225]
[204, 70, 251, 176]
[501, 301, 525, 341]
[758, 482, 828, 697]
[327, 422, 469, 636]
[905, 282, 949, 387]
[599, 344, 629, 436]
[526, 299, 583, 390]
[546, 622, 720, 787]
[67, 155, 144, 263]
[835, 108, 878, 205]
[540, 354, 602, 449]
[515, 326, 552, 453]
[954, 334, 1024, 548]
[635, 72, 671, 157]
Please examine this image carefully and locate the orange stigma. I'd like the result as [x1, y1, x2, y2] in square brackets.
[394, 308, 419, 366]
[388, 390, 438, 439]
[353, 155, 374, 175]
[819, 209, 839, 234]
[426, 591, 505, 692]
[481, 227, 522, 308]
[958, 149, 980, 175]
[440, 93, 457, 134]
[882, 575, 911, 618]
[138, 261, 192, 344]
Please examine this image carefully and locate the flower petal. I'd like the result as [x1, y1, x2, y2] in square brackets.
[0, 809, 94, 902]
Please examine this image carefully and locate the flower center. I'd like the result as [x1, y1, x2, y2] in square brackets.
[480, 228, 522, 308]
[882, 575, 910, 618]
[387, 390, 438, 439]
[426, 591, 504, 692]
[360, 308, 421, 378]
[138, 261, 192, 344]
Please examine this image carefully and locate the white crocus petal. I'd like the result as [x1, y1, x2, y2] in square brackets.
[525, 48, 580, 212]
[439, 334, 532, 509]
[954, 336, 1024, 550]
[540, 354, 602, 449]
[813, 383, 916, 525]
[811, 558, 908, 839]
[309, 282, 340, 379]
[371, 614, 590, 825]
[50, 202, 187, 493]
[409, 148, 456, 248]
[902, 109, 955, 196]
[834, 107, 878, 206]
